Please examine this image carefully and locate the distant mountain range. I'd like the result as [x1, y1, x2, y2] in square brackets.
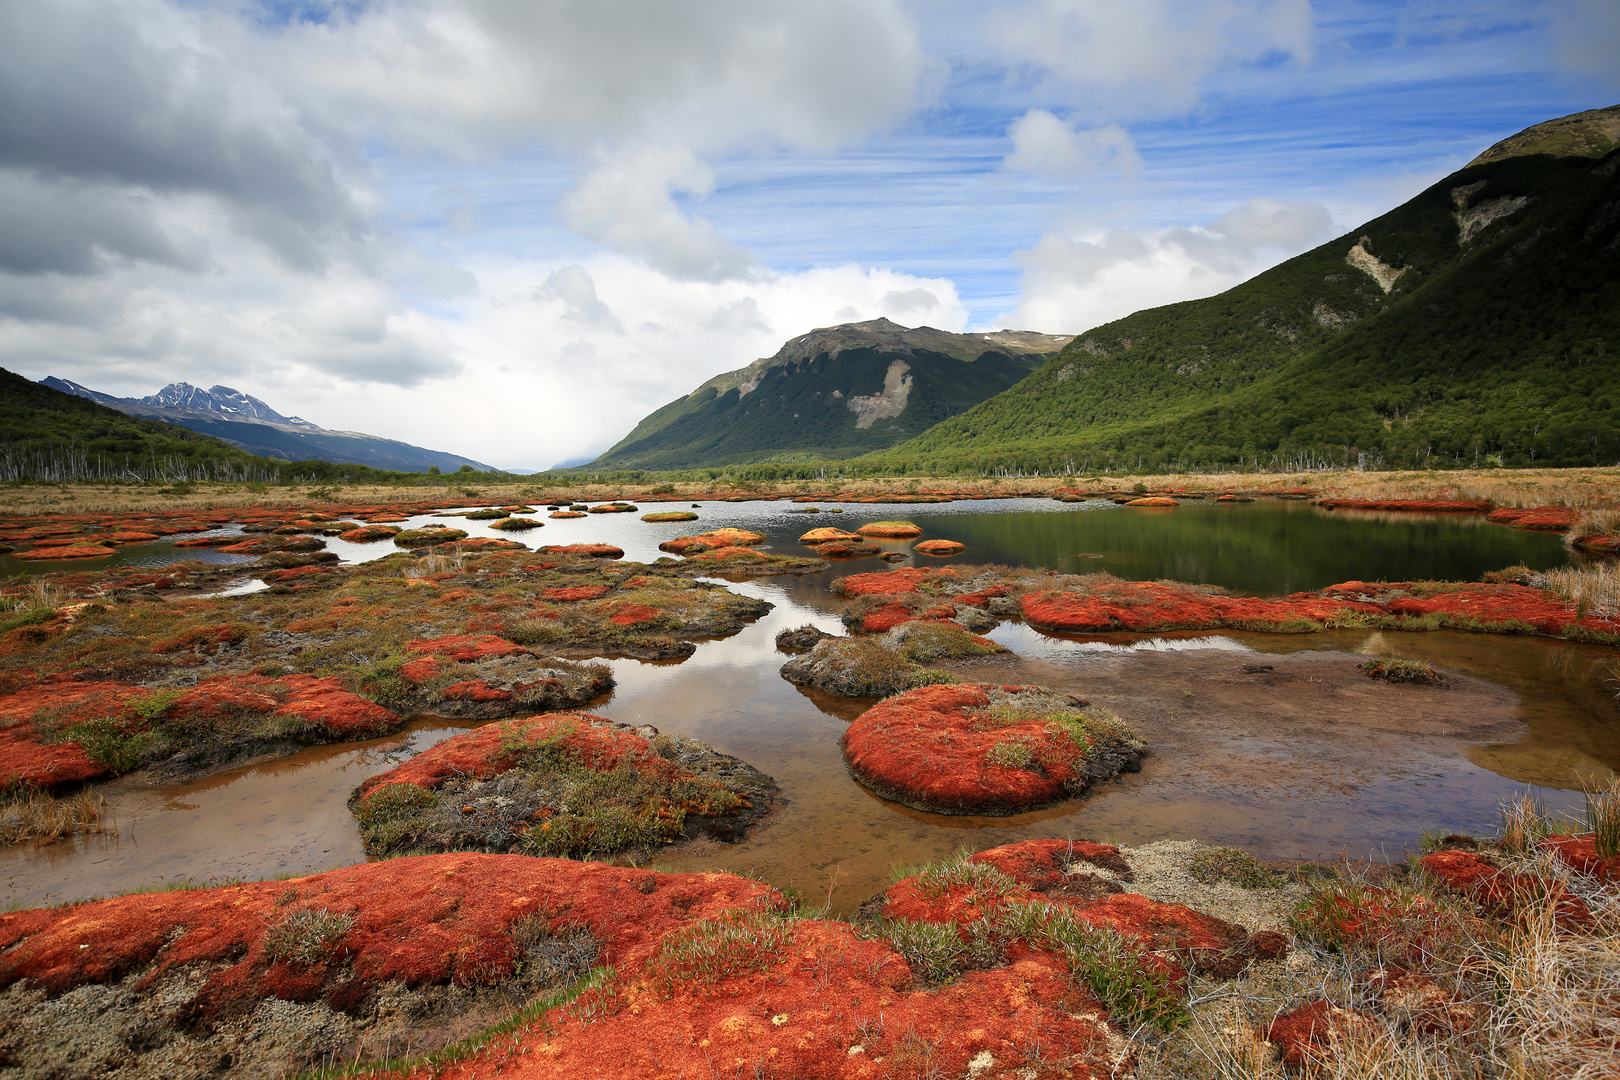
[41, 378, 496, 474]
[588, 318, 1072, 469]
[866, 104, 1620, 472]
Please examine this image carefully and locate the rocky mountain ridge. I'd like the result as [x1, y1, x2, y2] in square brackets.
[41, 376, 494, 473]
[588, 319, 1071, 470]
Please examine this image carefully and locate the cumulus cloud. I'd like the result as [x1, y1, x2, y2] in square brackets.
[993, 0, 1314, 118]
[535, 265, 623, 334]
[1010, 197, 1336, 332]
[275, 0, 924, 154]
[0, 0, 369, 272]
[396, 258, 967, 465]
[880, 288, 941, 317]
[1003, 110, 1142, 181]
[556, 146, 757, 282]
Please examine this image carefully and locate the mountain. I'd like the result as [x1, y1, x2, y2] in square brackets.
[588, 319, 1072, 469]
[41, 378, 495, 473]
[875, 105, 1620, 473]
[1, 367, 273, 480]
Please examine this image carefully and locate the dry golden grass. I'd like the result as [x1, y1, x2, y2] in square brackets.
[3, 467, 1618, 517]
[1566, 506, 1620, 548]
[0, 788, 107, 845]
[1148, 847, 1620, 1080]
[1538, 561, 1620, 621]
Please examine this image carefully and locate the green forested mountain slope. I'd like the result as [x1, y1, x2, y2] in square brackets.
[0, 367, 271, 475]
[878, 106, 1620, 473]
[0, 369, 439, 482]
[588, 319, 1070, 469]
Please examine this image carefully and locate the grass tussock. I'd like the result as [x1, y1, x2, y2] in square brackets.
[1563, 505, 1620, 549]
[1185, 845, 1284, 890]
[263, 907, 356, 965]
[0, 787, 107, 845]
[1539, 561, 1620, 622]
[1360, 657, 1449, 686]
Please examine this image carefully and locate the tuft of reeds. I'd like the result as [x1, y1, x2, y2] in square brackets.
[1582, 777, 1620, 860]
[1563, 506, 1620, 550]
[0, 787, 107, 845]
[1538, 561, 1620, 621]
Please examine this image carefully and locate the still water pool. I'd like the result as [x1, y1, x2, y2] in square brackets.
[4, 497, 1612, 914]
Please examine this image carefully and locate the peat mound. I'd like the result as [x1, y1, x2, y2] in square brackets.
[0, 675, 400, 790]
[827, 564, 1620, 643]
[657, 528, 766, 555]
[0, 855, 776, 1080]
[798, 527, 861, 544]
[780, 636, 956, 698]
[349, 713, 775, 859]
[842, 684, 1145, 814]
[914, 539, 965, 555]
[855, 520, 923, 538]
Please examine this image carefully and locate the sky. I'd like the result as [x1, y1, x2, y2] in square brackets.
[2, 1, 1617, 470]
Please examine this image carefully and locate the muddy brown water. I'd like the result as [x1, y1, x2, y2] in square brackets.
[4, 500, 1616, 914]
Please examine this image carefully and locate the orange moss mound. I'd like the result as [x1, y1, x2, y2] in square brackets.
[14, 543, 115, 561]
[695, 528, 767, 546]
[831, 567, 954, 597]
[1543, 833, 1620, 881]
[540, 585, 610, 601]
[1124, 497, 1178, 507]
[1320, 499, 1491, 512]
[640, 511, 698, 522]
[1485, 506, 1576, 530]
[405, 635, 531, 663]
[799, 527, 862, 544]
[547, 510, 587, 519]
[1019, 581, 1380, 634]
[1419, 849, 1592, 929]
[0, 682, 141, 787]
[355, 714, 667, 802]
[171, 674, 399, 738]
[841, 684, 1139, 815]
[0, 854, 774, 1027]
[855, 520, 923, 538]
[874, 838, 1286, 982]
[913, 539, 965, 555]
[1008, 578, 1617, 640]
[338, 524, 400, 542]
[538, 544, 624, 558]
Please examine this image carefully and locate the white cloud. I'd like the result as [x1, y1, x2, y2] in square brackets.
[535, 265, 623, 334]
[993, 0, 1314, 119]
[380, 258, 968, 467]
[556, 146, 757, 282]
[1009, 197, 1336, 333]
[0, 0, 935, 466]
[274, 0, 923, 155]
[880, 288, 942, 317]
[1003, 110, 1142, 181]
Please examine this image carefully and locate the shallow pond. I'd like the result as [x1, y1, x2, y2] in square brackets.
[4, 498, 1614, 914]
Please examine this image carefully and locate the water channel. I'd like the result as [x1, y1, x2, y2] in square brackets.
[5, 497, 1616, 914]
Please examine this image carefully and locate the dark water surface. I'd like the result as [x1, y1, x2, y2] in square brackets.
[4, 498, 1612, 913]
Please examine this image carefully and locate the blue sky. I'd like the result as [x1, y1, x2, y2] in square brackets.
[1, 1, 1615, 467]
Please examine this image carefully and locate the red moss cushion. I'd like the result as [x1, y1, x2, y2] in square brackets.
[841, 683, 1143, 815]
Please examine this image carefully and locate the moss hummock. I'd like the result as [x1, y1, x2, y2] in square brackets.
[842, 684, 1145, 814]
